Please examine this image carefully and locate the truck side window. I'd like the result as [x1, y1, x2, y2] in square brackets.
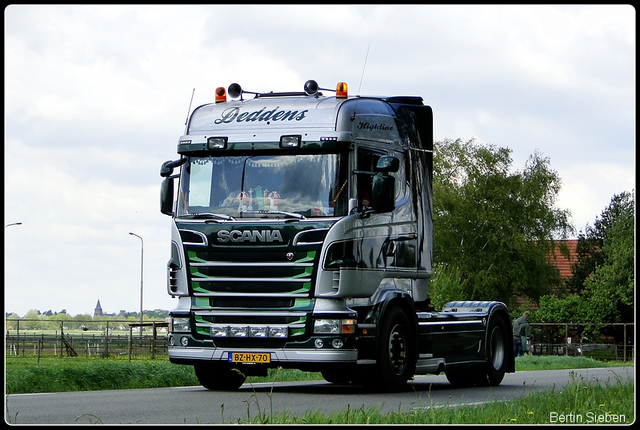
[356, 147, 385, 210]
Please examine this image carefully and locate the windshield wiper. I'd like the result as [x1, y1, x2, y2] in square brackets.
[242, 210, 306, 220]
[182, 213, 236, 221]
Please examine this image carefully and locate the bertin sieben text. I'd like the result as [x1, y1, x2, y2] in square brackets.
[549, 411, 626, 424]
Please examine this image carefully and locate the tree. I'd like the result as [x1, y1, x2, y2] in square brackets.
[430, 138, 573, 308]
[535, 191, 635, 328]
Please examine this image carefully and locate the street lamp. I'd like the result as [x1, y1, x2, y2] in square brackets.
[5, 222, 22, 228]
[129, 232, 144, 336]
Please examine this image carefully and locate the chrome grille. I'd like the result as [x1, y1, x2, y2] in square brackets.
[186, 249, 316, 296]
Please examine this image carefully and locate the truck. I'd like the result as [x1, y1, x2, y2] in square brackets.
[159, 79, 515, 392]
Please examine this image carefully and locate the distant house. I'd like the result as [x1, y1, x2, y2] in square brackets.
[549, 239, 578, 279]
[515, 239, 578, 309]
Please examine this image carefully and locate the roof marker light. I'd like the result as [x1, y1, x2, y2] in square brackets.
[215, 87, 227, 103]
[336, 82, 348, 98]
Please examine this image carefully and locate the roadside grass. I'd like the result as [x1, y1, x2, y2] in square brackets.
[4, 354, 630, 395]
[514, 354, 631, 371]
[241, 374, 633, 424]
[5, 356, 633, 424]
[4, 356, 322, 394]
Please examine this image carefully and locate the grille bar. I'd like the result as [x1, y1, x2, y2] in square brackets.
[191, 276, 311, 283]
[190, 262, 313, 267]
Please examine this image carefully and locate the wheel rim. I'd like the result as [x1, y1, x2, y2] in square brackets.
[490, 325, 505, 370]
[388, 323, 407, 375]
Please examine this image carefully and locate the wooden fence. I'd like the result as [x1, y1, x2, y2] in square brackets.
[5, 319, 168, 361]
[5, 319, 634, 362]
[529, 322, 634, 361]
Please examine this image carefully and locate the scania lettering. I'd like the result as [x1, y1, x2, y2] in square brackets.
[160, 80, 515, 391]
[217, 229, 284, 243]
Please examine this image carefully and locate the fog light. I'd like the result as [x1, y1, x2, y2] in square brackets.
[180, 336, 189, 346]
[229, 326, 248, 337]
[314, 338, 324, 349]
[249, 326, 268, 338]
[268, 326, 288, 338]
[332, 338, 344, 349]
[210, 326, 229, 337]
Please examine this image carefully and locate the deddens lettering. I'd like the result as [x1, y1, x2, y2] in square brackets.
[214, 106, 309, 124]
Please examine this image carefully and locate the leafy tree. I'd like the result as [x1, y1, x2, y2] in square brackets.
[534, 191, 635, 328]
[430, 138, 573, 308]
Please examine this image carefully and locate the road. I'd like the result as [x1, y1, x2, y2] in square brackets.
[5, 367, 633, 424]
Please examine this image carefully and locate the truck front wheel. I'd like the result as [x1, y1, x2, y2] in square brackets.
[369, 306, 416, 392]
[194, 365, 246, 390]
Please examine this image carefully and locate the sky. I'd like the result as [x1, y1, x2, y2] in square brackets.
[4, 5, 635, 318]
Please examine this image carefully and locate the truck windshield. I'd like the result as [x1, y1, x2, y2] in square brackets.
[177, 154, 349, 219]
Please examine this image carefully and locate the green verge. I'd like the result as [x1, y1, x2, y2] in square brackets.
[246, 377, 633, 424]
[4, 355, 630, 395]
[5, 356, 633, 424]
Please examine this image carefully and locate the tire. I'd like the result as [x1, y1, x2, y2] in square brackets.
[321, 369, 353, 384]
[477, 316, 508, 386]
[194, 365, 246, 390]
[369, 306, 416, 392]
[444, 368, 476, 387]
[445, 316, 508, 387]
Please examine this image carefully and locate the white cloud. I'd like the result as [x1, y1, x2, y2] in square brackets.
[557, 162, 636, 233]
[4, 4, 635, 316]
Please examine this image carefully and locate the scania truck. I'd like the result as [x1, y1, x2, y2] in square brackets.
[159, 80, 514, 391]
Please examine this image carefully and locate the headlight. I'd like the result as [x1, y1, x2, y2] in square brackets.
[171, 317, 191, 333]
[314, 319, 356, 334]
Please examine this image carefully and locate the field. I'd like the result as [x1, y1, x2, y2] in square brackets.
[5, 355, 633, 424]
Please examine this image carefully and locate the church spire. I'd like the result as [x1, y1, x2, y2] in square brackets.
[94, 299, 103, 317]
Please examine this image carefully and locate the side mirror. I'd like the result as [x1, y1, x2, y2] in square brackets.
[160, 158, 187, 178]
[371, 156, 399, 213]
[160, 177, 174, 216]
[375, 155, 400, 174]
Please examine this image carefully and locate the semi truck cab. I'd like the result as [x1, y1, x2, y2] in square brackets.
[160, 80, 514, 391]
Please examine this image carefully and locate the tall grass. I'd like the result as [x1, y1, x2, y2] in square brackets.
[236, 374, 633, 424]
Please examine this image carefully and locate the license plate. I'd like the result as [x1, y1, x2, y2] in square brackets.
[228, 352, 271, 364]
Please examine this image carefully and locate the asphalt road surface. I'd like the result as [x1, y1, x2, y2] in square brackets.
[5, 367, 633, 424]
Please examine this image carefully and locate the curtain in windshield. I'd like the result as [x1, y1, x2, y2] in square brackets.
[177, 154, 348, 218]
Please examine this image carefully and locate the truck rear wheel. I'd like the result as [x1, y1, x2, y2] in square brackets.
[194, 365, 246, 390]
[479, 316, 508, 386]
[368, 306, 416, 392]
[445, 316, 508, 387]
